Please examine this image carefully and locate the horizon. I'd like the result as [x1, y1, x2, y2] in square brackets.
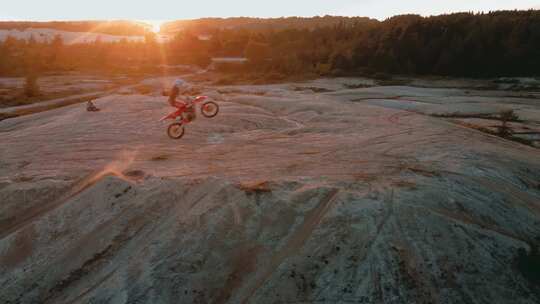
[1, 0, 539, 22]
[1, 9, 540, 35]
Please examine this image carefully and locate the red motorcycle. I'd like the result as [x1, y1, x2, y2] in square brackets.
[160, 96, 219, 139]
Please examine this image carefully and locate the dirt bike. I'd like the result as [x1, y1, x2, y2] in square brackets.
[160, 96, 219, 139]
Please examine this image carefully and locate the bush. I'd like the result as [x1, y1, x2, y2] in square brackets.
[499, 109, 519, 122]
[373, 72, 392, 80]
[245, 41, 271, 64]
[517, 247, 540, 285]
[24, 73, 40, 97]
[134, 84, 154, 95]
[497, 109, 519, 137]
[315, 63, 332, 76]
[343, 83, 371, 89]
[262, 72, 287, 81]
[330, 69, 347, 77]
[214, 75, 239, 85]
[493, 78, 520, 84]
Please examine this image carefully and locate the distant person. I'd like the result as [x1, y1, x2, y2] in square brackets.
[168, 79, 196, 122]
[86, 100, 100, 112]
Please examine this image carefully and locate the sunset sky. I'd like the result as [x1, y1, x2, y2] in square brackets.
[1, 0, 539, 21]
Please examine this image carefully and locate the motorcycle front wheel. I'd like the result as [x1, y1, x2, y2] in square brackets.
[201, 101, 219, 118]
[167, 123, 185, 139]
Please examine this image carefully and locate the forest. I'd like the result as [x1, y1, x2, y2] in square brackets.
[159, 16, 376, 34]
[0, 10, 539, 78]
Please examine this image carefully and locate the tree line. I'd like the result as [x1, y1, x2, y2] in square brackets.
[0, 10, 539, 78]
[160, 16, 376, 34]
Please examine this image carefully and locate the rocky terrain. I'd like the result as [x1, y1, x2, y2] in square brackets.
[1, 77, 540, 303]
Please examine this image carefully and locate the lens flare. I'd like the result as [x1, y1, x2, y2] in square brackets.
[142, 20, 164, 33]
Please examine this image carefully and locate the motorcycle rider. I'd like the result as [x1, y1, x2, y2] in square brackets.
[169, 79, 196, 122]
[86, 100, 100, 112]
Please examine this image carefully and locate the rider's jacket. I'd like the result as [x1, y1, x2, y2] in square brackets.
[168, 85, 179, 104]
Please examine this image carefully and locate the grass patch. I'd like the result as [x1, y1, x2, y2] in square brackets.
[123, 170, 145, 179]
[133, 84, 155, 95]
[439, 110, 538, 148]
[493, 78, 521, 85]
[517, 246, 540, 286]
[0, 89, 94, 108]
[392, 180, 418, 190]
[373, 72, 392, 80]
[216, 89, 266, 96]
[0, 94, 104, 121]
[12, 175, 34, 182]
[211, 71, 316, 86]
[237, 181, 272, 194]
[293, 86, 334, 93]
[431, 110, 522, 122]
[376, 79, 412, 86]
[404, 166, 441, 177]
[0, 112, 17, 121]
[151, 155, 169, 161]
[343, 83, 372, 89]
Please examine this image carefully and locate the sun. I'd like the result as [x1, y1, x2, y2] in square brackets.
[143, 20, 164, 33]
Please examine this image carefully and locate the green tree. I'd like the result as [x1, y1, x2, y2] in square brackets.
[24, 72, 40, 97]
[245, 41, 271, 64]
[51, 34, 64, 49]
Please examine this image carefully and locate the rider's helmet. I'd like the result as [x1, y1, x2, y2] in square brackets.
[174, 79, 185, 88]
[174, 79, 190, 93]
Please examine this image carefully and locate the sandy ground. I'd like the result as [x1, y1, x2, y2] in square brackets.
[1, 77, 540, 303]
[0, 28, 171, 44]
[0, 74, 126, 98]
[0, 28, 145, 44]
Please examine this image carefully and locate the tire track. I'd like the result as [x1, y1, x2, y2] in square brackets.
[239, 188, 340, 304]
[0, 158, 135, 241]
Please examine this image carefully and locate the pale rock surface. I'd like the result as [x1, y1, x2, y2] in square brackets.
[1, 78, 540, 303]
